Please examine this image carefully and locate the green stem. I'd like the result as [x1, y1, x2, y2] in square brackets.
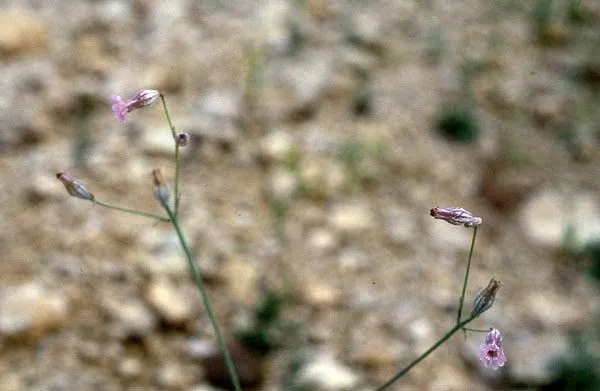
[375, 314, 478, 391]
[159, 94, 181, 215]
[456, 227, 478, 325]
[163, 205, 242, 391]
[174, 143, 181, 216]
[94, 200, 169, 222]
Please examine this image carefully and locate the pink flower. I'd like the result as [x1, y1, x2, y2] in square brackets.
[430, 206, 482, 227]
[111, 89, 160, 123]
[478, 328, 506, 370]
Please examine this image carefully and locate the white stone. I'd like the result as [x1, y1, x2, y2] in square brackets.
[328, 201, 374, 234]
[520, 190, 600, 250]
[145, 278, 195, 325]
[297, 353, 361, 391]
[260, 130, 295, 162]
[102, 294, 156, 338]
[307, 227, 339, 254]
[0, 283, 68, 338]
[268, 167, 298, 200]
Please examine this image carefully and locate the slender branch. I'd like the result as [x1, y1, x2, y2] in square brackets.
[159, 94, 181, 216]
[375, 314, 478, 391]
[94, 200, 169, 222]
[456, 227, 478, 325]
[163, 205, 242, 391]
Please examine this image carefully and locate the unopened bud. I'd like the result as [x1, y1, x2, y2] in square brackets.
[176, 132, 191, 147]
[111, 89, 160, 123]
[56, 171, 95, 202]
[151, 169, 170, 208]
[471, 278, 502, 317]
[430, 206, 482, 228]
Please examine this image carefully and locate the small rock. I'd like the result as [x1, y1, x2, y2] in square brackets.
[223, 257, 258, 305]
[259, 0, 293, 54]
[118, 357, 143, 379]
[156, 362, 189, 389]
[102, 294, 157, 338]
[141, 129, 186, 157]
[189, 89, 243, 143]
[306, 227, 339, 254]
[0, 9, 48, 57]
[145, 278, 196, 325]
[268, 167, 298, 200]
[303, 282, 340, 306]
[0, 283, 68, 339]
[259, 130, 295, 163]
[328, 201, 374, 234]
[520, 190, 600, 250]
[296, 352, 361, 391]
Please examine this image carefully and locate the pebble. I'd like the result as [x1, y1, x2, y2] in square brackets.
[520, 189, 600, 250]
[328, 201, 374, 234]
[141, 129, 184, 157]
[0, 9, 48, 57]
[117, 357, 143, 379]
[223, 256, 258, 305]
[259, 130, 295, 163]
[190, 89, 243, 143]
[0, 282, 68, 339]
[145, 278, 196, 325]
[102, 294, 157, 338]
[303, 282, 340, 306]
[259, 0, 293, 54]
[306, 227, 339, 255]
[296, 352, 361, 391]
[268, 167, 298, 200]
[156, 362, 188, 389]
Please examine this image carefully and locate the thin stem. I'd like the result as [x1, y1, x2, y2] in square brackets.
[160, 94, 177, 138]
[456, 227, 478, 325]
[163, 205, 242, 391]
[94, 200, 169, 222]
[159, 94, 181, 216]
[174, 143, 181, 216]
[375, 314, 478, 391]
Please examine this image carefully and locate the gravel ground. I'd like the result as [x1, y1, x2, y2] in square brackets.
[1, 1, 600, 390]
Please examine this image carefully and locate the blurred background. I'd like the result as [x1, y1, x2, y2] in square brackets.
[1, 1, 600, 390]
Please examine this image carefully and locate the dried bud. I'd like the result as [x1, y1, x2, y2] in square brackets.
[471, 278, 502, 317]
[56, 171, 95, 202]
[175, 132, 191, 147]
[111, 89, 160, 123]
[151, 169, 170, 208]
[430, 206, 482, 227]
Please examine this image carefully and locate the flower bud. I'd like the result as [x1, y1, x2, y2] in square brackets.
[430, 206, 482, 227]
[175, 132, 191, 147]
[151, 169, 170, 208]
[471, 278, 502, 317]
[56, 171, 95, 202]
[111, 89, 160, 123]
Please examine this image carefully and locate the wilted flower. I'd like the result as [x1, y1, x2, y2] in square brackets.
[111, 89, 160, 123]
[175, 132, 191, 147]
[151, 168, 170, 208]
[478, 328, 506, 370]
[56, 171, 95, 202]
[430, 206, 482, 227]
[471, 278, 502, 317]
